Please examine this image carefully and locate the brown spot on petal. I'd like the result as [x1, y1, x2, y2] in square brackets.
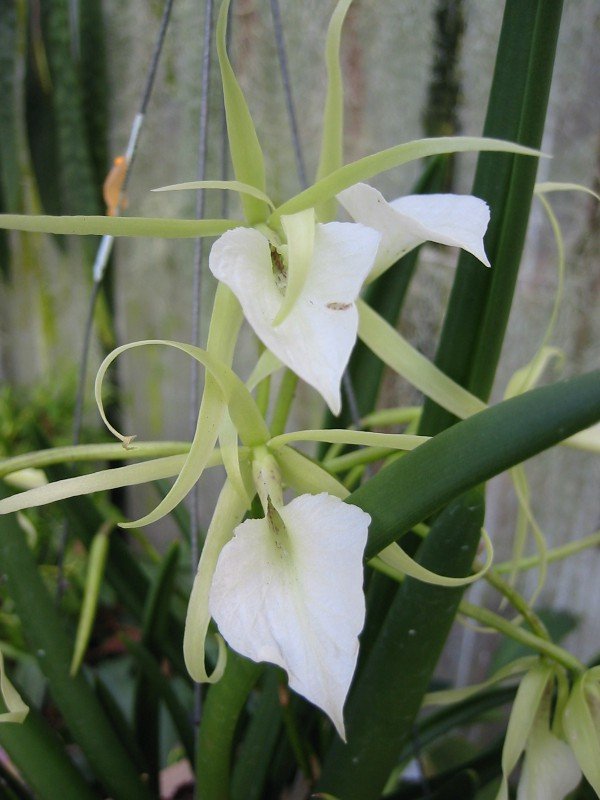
[327, 302, 352, 311]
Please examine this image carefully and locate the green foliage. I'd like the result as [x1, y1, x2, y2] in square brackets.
[0, 2, 597, 799]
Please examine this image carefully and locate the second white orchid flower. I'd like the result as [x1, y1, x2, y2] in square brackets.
[208, 451, 371, 740]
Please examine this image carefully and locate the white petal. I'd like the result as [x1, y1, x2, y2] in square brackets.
[518, 726, 581, 800]
[337, 182, 490, 279]
[209, 224, 379, 415]
[209, 493, 370, 739]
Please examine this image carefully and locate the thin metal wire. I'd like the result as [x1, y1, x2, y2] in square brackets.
[269, 0, 307, 190]
[58, 0, 177, 598]
[190, 0, 216, 747]
[269, 0, 362, 427]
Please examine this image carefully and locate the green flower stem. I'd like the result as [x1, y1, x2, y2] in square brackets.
[459, 601, 584, 674]
[493, 530, 600, 574]
[0, 441, 192, 477]
[360, 406, 421, 429]
[277, 675, 312, 779]
[324, 446, 396, 473]
[196, 651, 262, 800]
[269, 369, 298, 438]
[480, 568, 549, 641]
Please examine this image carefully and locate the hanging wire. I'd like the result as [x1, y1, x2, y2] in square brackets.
[189, 0, 216, 740]
[57, 0, 177, 599]
[72, 0, 177, 446]
[269, 0, 307, 189]
[269, 0, 362, 427]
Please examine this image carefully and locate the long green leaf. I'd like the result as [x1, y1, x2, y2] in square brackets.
[0, 496, 153, 800]
[319, 490, 484, 799]
[468, 1, 564, 399]
[0, 701, 97, 800]
[40, 0, 100, 215]
[0, 214, 240, 238]
[419, 1, 563, 433]
[133, 543, 181, 788]
[354, 371, 600, 559]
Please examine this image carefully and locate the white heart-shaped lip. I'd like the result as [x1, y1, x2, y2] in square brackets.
[337, 182, 491, 280]
[209, 493, 371, 740]
[209, 220, 380, 415]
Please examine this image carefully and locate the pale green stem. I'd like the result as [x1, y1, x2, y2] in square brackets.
[360, 406, 421, 428]
[413, 521, 550, 639]
[459, 601, 585, 674]
[256, 374, 271, 418]
[269, 370, 298, 437]
[493, 530, 600, 574]
[324, 446, 394, 473]
[343, 465, 365, 491]
[482, 568, 549, 641]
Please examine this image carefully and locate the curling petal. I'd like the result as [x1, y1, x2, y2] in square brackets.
[337, 182, 490, 279]
[209, 493, 370, 739]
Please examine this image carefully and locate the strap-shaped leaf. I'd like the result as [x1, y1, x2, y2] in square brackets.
[351, 370, 600, 560]
[216, 0, 268, 223]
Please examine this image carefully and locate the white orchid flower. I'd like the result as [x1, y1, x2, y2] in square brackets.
[337, 182, 491, 281]
[496, 662, 581, 800]
[209, 212, 380, 415]
[517, 696, 581, 800]
[208, 452, 370, 740]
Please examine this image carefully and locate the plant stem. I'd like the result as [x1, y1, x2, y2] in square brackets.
[269, 370, 298, 437]
[459, 601, 584, 674]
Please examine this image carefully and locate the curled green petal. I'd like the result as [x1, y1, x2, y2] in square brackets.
[496, 662, 554, 800]
[219, 409, 253, 506]
[0, 455, 189, 515]
[246, 349, 282, 391]
[94, 329, 268, 529]
[358, 300, 486, 419]
[184, 480, 247, 683]
[268, 428, 427, 451]
[563, 673, 600, 795]
[0, 649, 28, 724]
[0, 214, 241, 238]
[535, 181, 600, 201]
[423, 656, 538, 707]
[273, 208, 316, 326]
[315, 0, 354, 221]
[275, 445, 348, 499]
[216, 0, 268, 223]
[375, 525, 493, 588]
[271, 136, 544, 221]
[152, 179, 275, 209]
